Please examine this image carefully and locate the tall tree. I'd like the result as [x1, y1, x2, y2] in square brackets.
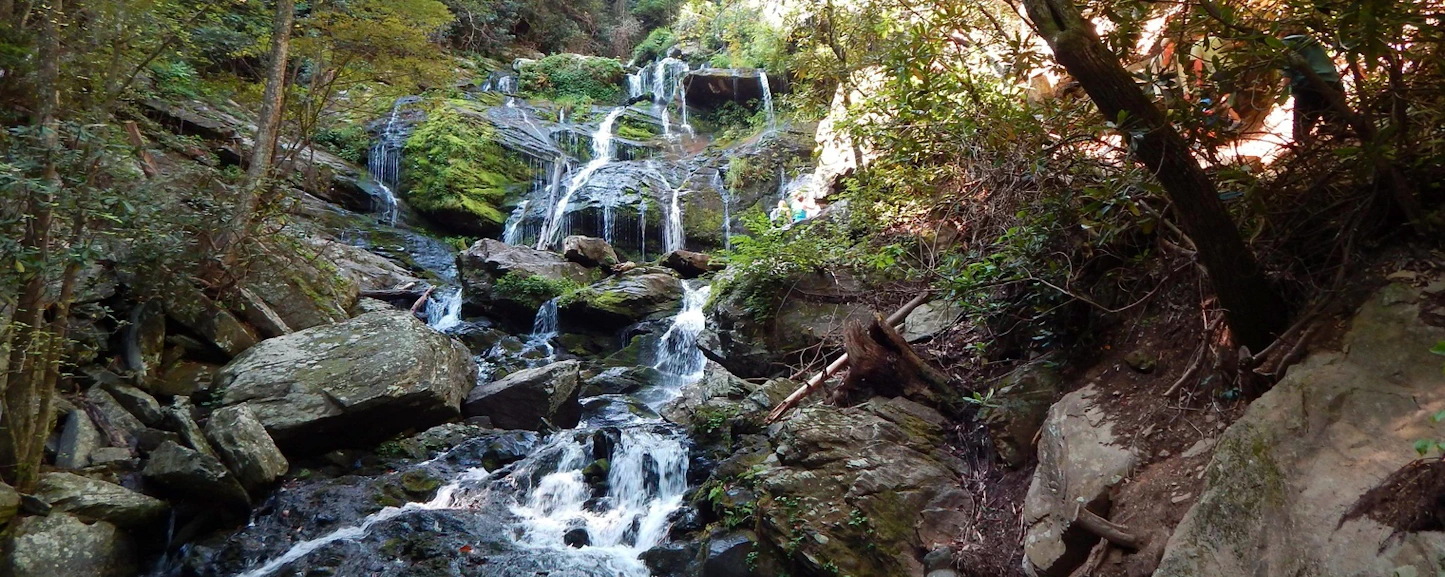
[220, 0, 295, 255]
[1019, 0, 1285, 351]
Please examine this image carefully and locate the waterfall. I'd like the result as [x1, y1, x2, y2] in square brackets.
[649, 282, 712, 401]
[367, 96, 418, 226]
[648, 58, 689, 139]
[638, 198, 648, 262]
[758, 69, 776, 130]
[521, 298, 559, 361]
[504, 155, 566, 247]
[662, 183, 685, 253]
[536, 108, 626, 250]
[425, 288, 463, 332]
[712, 171, 732, 250]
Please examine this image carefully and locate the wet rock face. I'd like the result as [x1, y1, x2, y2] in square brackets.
[684, 69, 767, 110]
[1155, 282, 1445, 577]
[211, 310, 477, 454]
[463, 359, 582, 431]
[3, 513, 135, 577]
[1021, 384, 1137, 577]
[457, 238, 595, 325]
[559, 269, 683, 332]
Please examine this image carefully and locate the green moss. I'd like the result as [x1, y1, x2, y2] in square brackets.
[631, 27, 676, 63]
[518, 54, 624, 101]
[402, 100, 530, 228]
[493, 271, 579, 309]
[616, 114, 660, 141]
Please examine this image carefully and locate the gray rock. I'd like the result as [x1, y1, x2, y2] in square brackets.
[0, 481, 19, 526]
[212, 310, 476, 453]
[660, 249, 724, 279]
[640, 541, 702, 577]
[141, 441, 249, 509]
[237, 240, 360, 332]
[122, 300, 166, 382]
[700, 268, 872, 378]
[55, 409, 101, 469]
[86, 388, 146, 444]
[458, 239, 594, 324]
[559, 271, 683, 331]
[311, 239, 421, 292]
[583, 366, 663, 395]
[2, 513, 135, 577]
[749, 397, 965, 576]
[349, 297, 398, 316]
[205, 404, 289, 492]
[463, 360, 581, 431]
[35, 472, 168, 528]
[901, 300, 965, 342]
[88, 447, 134, 467]
[1155, 282, 1445, 577]
[1021, 385, 1137, 577]
[164, 398, 218, 459]
[100, 381, 163, 426]
[153, 360, 218, 397]
[702, 530, 755, 577]
[162, 282, 258, 358]
[562, 235, 619, 268]
[982, 363, 1063, 468]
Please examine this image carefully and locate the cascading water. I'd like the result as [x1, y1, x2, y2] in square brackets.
[426, 287, 464, 332]
[520, 298, 559, 361]
[536, 108, 627, 250]
[647, 281, 712, 402]
[663, 182, 686, 253]
[758, 69, 776, 131]
[712, 170, 732, 250]
[367, 96, 419, 226]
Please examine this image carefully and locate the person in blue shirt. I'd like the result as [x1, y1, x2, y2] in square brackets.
[1283, 35, 1344, 141]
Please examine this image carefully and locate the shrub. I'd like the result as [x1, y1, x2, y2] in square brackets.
[631, 27, 676, 64]
[494, 271, 579, 308]
[518, 54, 625, 102]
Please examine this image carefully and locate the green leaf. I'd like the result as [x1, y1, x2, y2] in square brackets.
[1429, 341, 1445, 356]
[1432, 409, 1445, 423]
[1415, 439, 1432, 456]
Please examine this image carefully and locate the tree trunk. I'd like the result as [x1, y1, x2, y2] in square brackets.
[1019, 0, 1285, 351]
[830, 313, 951, 406]
[218, 0, 294, 256]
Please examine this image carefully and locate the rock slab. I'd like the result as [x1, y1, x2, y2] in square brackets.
[35, 472, 168, 528]
[212, 310, 476, 453]
[205, 404, 289, 492]
[3, 513, 135, 577]
[463, 360, 581, 431]
[1154, 282, 1445, 577]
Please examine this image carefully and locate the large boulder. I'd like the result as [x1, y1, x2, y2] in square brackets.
[142, 441, 250, 510]
[462, 360, 581, 431]
[0, 481, 19, 526]
[162, 282, 258, 358]
[457, 239, 595, 325]
[2, 513, 135, 577]
[900, 300, 965, 342]
[661, 250, 724, 279]
[234, 239, 360, 332]
[743, 398, 969, 576]
[204, 404, 289, 492]
[210, 310, 476, 453]
[1154, 282, 1445, 577]
[312, 239, 422, 292]
[982, 363, 1063, 468]
[1021, 384, 1138, 577]
[54, 408, 102, 469]
[559, 269, 683, 332]
[35, 472, 168, 529]
[700, 268, 873, 378]
[562, 235, 619, 268]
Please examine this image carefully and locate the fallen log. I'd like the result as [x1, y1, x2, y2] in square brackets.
[1075, 508, 1141, 550]
[410, 286, 436, 314]
[764, 291, 935, 423]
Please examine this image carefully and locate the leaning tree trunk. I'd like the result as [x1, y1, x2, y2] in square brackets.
[217, 0, 294, 258]
[1019, 0, 1285, 351]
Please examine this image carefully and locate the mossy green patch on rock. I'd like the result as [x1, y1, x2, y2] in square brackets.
[518, 54, 624, 101]
[402, 100, 529, 237]
[492, 271, 579, 311]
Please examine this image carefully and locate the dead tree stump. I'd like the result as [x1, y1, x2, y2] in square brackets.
[829, 313, 951, 406]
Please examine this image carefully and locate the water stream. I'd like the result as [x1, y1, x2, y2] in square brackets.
[367, 96, 420, 226]
[536, 108, 627, 250]
[759, 69, 776, 131]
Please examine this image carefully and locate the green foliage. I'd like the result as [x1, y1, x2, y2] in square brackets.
[615, 113, 660, 141]
[631, 27, 676, 64]
[148, 59, 203, 99]
[673, 1, 785, 72]
[493, 271, 578, 307]
[632, 0, 682, 30]
[518, 54, 625, 102]
[313, 123, 372, 164]
[401, 101, 530, 228]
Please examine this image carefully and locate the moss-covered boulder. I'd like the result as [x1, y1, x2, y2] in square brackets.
[558, 268, 683, 332]
[457, 239, 595, 327]
[700, 267, 872, 378]
[402, 100, 530, 237]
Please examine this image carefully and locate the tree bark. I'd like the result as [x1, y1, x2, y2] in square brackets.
[1019, 0, 1285, 351]
[218, 0, 294, 256]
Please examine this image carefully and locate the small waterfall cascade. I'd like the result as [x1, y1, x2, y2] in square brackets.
[758, 69, 776, 131]
[505, 154, 567, 246]
[644, 58, 690, 138]
[712, 170, 732, 250]
[232, 468, 492, 577]
[425, 287, 463, 332]
[648, 281, 712, 402]
[521, 298, 559, 360]
[367, 96, 419, 226]
[536, 108, 627, 250]
[662, 182, 686, 253]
